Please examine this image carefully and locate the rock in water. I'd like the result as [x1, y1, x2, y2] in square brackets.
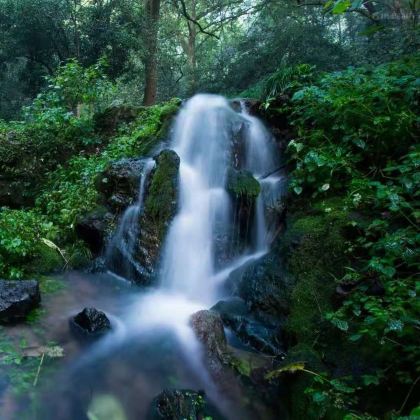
[149, 389, 219, 420]
[70, 307, 111, 337]
[212, 297, 284, 356]
[0, 280, 41, 323]
[190, 310, 227, 357]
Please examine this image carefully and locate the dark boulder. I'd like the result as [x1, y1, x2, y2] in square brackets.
[96, 158, 144, 213]
[0, 280, 41, 323]
[148, 389, 221, 420]
[212, 298, 284, 356]
[75, 208, 114, 255]
[228, 251, 291, 324]
[70, 307, 111, 338]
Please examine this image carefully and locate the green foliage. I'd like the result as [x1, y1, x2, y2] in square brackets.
[36, 98, 180, 240]
[0, 58, 179, 278]
[0, 209, 59, 279]
[25, 58, 115, 121]
[278, 55, 420, 417]
[262, 63, 315, 107]
[288, 56, 419, 197]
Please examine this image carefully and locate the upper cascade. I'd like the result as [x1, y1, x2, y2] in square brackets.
[159, 94, 284, 304]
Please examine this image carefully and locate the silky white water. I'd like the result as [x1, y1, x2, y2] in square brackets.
[106, 94, 283, 329]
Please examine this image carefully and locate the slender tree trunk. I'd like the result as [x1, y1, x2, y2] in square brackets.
[143, 0, 161, 106]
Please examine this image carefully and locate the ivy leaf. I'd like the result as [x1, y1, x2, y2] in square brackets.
[330, 317, 349, 331]
[294, 186, 303, 195]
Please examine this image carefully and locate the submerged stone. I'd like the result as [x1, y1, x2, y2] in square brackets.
[0, 279, 41, 323]
[70, 307, 111, 337]
[87, 393, 127, 420]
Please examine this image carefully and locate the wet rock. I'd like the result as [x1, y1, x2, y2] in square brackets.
[212, 298, 284, 356]
[190, 310, 227, 357]
[190, 310, 277, 418]
[225, 168, 260, 254]
[75, 208, 113, 255]
[96, 158, 144, 213]
[149, 389, 218, 420]
[70, 307, 111, 337]
[132, 149, 180, 286]
[227, 168, 260, 200]
[0, 280, 41, 323]
[228, 251, 291, 323]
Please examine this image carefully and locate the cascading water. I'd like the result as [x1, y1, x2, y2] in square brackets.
[240, 100, 284, 252]
[108, 94, 284, 328]
[32, 94, 285, 420]
[160, 95, 234, 303]
[105, 158, 155, 279]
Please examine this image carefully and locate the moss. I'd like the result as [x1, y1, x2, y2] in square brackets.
[283, 199, 351, 344]
[227, 168, 260, 199]
[144, 149, 180, 240]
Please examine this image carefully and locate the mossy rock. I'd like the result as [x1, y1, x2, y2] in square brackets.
[148, 389, 222, 420]
[131, 149, 180, 285]
[280, 197, 354, 342]
[144, 149, 180, 240]
[227, 168, 260, 199]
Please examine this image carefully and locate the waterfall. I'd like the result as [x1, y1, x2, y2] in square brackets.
[60, 94, 284, 420]
[159, 94, 283, 302]
[106, 158, 155, 279]
[107, 94, 283, 305]
[160, 95, 235, 303]
[240, 100, 284, 251]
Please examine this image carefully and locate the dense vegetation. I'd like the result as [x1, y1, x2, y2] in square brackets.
[262, 55, 419, 419]
[0, 0, 418, 418]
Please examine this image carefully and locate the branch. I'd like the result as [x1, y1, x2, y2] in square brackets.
[173, 0, 220, 39]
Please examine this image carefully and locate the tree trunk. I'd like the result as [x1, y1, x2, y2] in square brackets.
[143, 0, 161, 106]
